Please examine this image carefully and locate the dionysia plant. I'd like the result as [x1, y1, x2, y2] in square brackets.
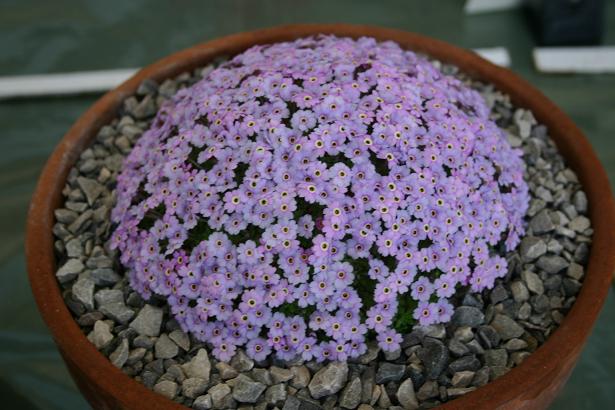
[111, 35, 528, 362]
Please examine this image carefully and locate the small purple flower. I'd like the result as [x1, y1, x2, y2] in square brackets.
[212, 341, 237, 362]
[246, 338, 271, 361]
[411, 276, 434, 302]
[377, 329, 403, 352]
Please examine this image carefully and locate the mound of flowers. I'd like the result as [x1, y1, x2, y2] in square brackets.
[111, 35, 528, 362]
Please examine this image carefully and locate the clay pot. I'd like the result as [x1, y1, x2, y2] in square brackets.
[26, 24, 615, 410]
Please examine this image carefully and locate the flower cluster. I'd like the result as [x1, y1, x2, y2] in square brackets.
[111, 35, 528, 362]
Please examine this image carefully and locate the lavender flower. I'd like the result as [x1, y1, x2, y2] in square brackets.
[111, 35, 528, 362]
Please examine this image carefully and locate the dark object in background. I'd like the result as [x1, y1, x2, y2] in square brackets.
[526, 0, 605, 45]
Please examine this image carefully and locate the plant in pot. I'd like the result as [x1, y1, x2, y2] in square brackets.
[27, 24, 615, 410]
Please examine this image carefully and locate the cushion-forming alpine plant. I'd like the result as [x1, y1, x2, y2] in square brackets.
[111, 35, 529, 362]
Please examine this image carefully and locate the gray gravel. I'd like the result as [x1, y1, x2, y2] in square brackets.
[52, 65, 592, 409]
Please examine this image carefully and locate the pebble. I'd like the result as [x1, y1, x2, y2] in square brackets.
[521, 270, 544, 295]
[133, 335, 154, 350]
[56, 259, 84, 283]
[209, 383, 232, 409]
[534, 186, 553, 203]
[453, 326, 474, 343]
[384, 348, 401, 361]
[77, 176, 104, 205]
[159, 79, 178, 98]
[472, 367, 490, 387]
[483, 349, 508, 367]
[232, 375, 266, 403]
[547, 239, 564, 254]
[416, 380, 439, 401]
[153, 380, 178, 400]
[270, 366, 293, 384]
[377, 385, 392, 408]
[126, 347, 146, 365]
[110, 338, 129, 368]
[87, 320, 114, 349]
[574, 243, 590, 263]
[448, 355, 481, 373]
[518, 302, 532, 320]
[466, 339, 485, 355]
[536, 255, 568, 274]
[182, 377, 209, 399]
[514, 109, 534, 138]
[504, 338, 528, 351]
[282, 395, 301, 410]
[308, 362, 348, 399]
[65, 237, 83, 257]
[573, 191, 588, 213]
[450, 306, 485, 328]
[72, 275, 95, 310]
[55, 208, 78, 224]
[250, 368, 272, 386]
[90, 268, 121, 286]
[155, 333, 179, 359]
[169, 329, 190, 351]
[87, 255, 114, 269]
[99, 302, 134, 324]
[451, 371, 475, 388]
[68, 210, 94, 235]
[265, 383, 287, 406]
[519, 236, 547, 261]
[358, 342, 380, 364]
[423, 324, 446, 339]
[216, 362, 239, 380]
[358, 372, 375, 405]
[489, 284, 508, 304]
[193, 394, 213, 410]
[130, 94, 157, 119]
[290, 366, 311, 389]
[447, 387, 476, 398]
[448, 339, 470, 357]
[511, 351, 532, 366]
[529, 210, 554, 234]
[339, 376, 362, 409]
[77, 311, 104, 326]
[510, 281, 529, 302]
[130, 305, 164, 337]
[396, 378, 418, 410]
[569, 216, 590, 233]
[136, 78, 159, 96]
[182, 349, 211, 383]
[94, 289, 123, 306]
[231, 350, 255, 372]
[567, 263, 585, 280]
[375, 362, 405, 384]
[417, 338, 449, 380]
[490, 314, 524, 340]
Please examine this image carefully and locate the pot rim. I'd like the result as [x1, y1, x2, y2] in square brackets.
[25, 23, 615, 410]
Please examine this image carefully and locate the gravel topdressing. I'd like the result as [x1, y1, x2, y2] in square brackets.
[52, 58, 592, 410]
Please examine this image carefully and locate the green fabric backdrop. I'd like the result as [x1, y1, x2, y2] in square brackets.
[1, 1, 613, 408]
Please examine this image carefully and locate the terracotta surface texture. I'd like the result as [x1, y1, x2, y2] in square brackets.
[25, 24, 615, 410]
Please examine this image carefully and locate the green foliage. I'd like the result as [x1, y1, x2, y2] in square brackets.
[227, 223, 264, 246]
[233, 162, 249, 185]
[319, 153, 353, 169]
[392, 292, 418, 334]
[276, 301, 315, 318]
[347, 256, 377, 316]
[137, 203, 166, 231]
[184, 219, 214, 251]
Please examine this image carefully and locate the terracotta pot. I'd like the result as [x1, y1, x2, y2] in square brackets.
[26, 24, 615, 410]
